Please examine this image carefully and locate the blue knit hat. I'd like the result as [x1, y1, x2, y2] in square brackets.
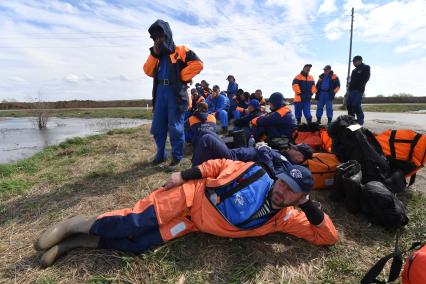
[248, 99, 260, 110]
[268, 92, 285, 110]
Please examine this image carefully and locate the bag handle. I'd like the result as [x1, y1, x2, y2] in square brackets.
[361, 230, 425, 284]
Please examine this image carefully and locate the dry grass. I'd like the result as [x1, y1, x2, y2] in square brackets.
[0, 125, 425, 283]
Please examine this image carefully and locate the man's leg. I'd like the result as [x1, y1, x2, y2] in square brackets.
[316, 96, 325, 123]
[346, 92, 354, 117]
[168, 92, 185, 162]
[150, 89, 168, 162]
[326, 98, 333, 124]
[192, 132, 233, 166]
[294, 102, 302, 124]
[216, 110, 229, 131]
[303, 102, 312, 124]
[351, 91, 364, 125]
[232, 109, 241, 120]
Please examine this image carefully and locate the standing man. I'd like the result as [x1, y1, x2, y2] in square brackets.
[347, 55, 370, 125]
[292, 64, 317, 124]
[143, 19, 203, 166]
[315, 65, 340, 125]
[226, 75, 238, 102]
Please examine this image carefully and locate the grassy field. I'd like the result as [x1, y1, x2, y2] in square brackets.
[0, 108, 153, 119]
[0, 125, 425, 283]
[0, 103, 425, 120]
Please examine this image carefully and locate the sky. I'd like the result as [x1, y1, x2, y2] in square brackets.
[0, 0, 425, 102]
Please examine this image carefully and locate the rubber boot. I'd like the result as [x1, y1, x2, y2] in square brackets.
[342, 162, 362, 214]
[34, 215, 96, 251]
[40, 234, 100, 268]
[329, 160, 357, 201]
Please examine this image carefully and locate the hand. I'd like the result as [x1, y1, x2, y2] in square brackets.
[297, 194, 309, 205]
[163, 172, 184, 190]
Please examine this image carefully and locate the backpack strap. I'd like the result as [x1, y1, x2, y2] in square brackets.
[220, 167, 266, 202]
[408, 173, 417, 186]
[389, 130, 397, 159]
[407, 133, 422, 161]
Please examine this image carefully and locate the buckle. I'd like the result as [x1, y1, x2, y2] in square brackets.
[163, 79, 169, 85]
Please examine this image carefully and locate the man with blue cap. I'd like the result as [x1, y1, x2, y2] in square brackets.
[34, 160, 337, 268]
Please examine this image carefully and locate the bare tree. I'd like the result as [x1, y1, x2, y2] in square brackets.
[33, 88, 50, 129]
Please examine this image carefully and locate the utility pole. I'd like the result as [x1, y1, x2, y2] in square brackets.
[343, 7, 354, 108]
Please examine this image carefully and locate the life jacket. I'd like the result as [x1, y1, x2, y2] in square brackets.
[402, 243, 426, 284]
[304, 153, 340, 190]
[375, 129, 426, 185]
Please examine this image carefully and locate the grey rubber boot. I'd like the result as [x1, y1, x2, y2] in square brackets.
[34, 215, 96, 251]
[40, 234, 100, 268]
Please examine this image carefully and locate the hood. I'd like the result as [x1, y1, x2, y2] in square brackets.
[148, 19, 176, 55]
[269, 92, 285, 110]
[194, 112, 209, 122]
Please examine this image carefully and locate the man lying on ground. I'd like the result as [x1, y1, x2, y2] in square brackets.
[34, 159, 338, 268]
[191, 130, 313, 172]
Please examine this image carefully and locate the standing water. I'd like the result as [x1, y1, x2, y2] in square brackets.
[0, 117, 150, 164]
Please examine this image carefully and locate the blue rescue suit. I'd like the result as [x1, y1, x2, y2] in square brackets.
[206, 94, 229, 129]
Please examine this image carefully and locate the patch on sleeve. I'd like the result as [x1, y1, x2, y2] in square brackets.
[170, 222, 186, 237]
[283, 210, 294, 222]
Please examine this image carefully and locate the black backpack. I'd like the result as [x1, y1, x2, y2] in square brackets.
[360, 181, 409, 229]
[329, 115, 391, 184]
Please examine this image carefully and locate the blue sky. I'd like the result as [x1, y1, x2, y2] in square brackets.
[0, 0, 425, 102]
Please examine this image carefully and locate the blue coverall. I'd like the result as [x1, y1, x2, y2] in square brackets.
[206, 94, 229, 129]
[316, 75, 333, 123]
[151, 55, 184, 162]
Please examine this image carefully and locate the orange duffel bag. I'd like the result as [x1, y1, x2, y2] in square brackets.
[304, 153, 340, 190]
[375, 129, 426, 185]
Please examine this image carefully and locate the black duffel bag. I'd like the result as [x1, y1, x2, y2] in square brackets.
[360, 181, 409, 229]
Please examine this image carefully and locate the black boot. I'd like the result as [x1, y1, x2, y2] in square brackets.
[316, 117, 322, 124]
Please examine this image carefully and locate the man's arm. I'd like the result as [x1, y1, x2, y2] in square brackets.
[278, 200, 338, 246]
[333, 76, 341, 94]
[292, 77, 302, 95]
[143, 54, 160, 77]
[180, 49, 203, 82]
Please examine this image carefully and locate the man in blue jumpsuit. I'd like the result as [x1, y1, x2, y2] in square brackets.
[251, 92, 297, 142]
[226, 75, 238, 102]
[315, 65, 340, 125]
[191, 130, 313, 173]
[206, 85, 229, 133]
[143, 20, 203, 166]
[347, 55, 370, 125]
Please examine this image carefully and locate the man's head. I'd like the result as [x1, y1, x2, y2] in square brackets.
[270, 165, 313, 208]
[227, 75, 235, 83]
[195, 102, 208, 113]
[303, 64, 312, 74]
[212, 85, 220, 97]
[190, 88, 198, 98]
[148, 20, 175, 55]
[247, 99, 260, 113]
[323, 65, 332, 75]
[255, 89, 262, 99]
[284, 143, 313, 164]
[268, 92, 285, 111]
[201, 80, 209, 89]
[242, 91, 250, 102]
[352, 55, 363, 67]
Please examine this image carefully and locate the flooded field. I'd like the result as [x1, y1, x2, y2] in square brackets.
[0, 117, 150, 163]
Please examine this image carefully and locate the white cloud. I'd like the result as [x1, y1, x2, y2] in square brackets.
[64, 74, 80, 83]
[318, 0, 337, 15]
[0, 0, 424, 102]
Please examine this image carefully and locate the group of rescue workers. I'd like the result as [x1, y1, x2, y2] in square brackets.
[34, 19, 375, 269]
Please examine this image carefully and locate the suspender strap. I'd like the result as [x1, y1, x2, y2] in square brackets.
[220, 168, 266, 202]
